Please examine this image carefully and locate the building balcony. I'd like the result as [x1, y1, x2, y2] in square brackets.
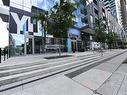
[78, 25, 95, 35]
[81, 25, 95, 35]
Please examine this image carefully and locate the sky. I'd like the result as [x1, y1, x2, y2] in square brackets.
[0, 1, 9, 48]
[0, 18, 9, 48]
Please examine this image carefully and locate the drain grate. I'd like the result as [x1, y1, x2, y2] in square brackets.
[44, 55, 73, 59]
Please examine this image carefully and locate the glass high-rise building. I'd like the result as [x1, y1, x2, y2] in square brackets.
[0, 0, 59, 56]
[0, 0, 81, 56]
[103, 0, 117, 20]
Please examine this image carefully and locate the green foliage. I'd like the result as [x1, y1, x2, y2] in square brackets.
[106, 32, 118, 49]
[47, 0, 78, 38]
[34, 0, 79, 52]
[94, 19, 106, 43]
[35, 12, 48, 31]
[34, 11, 48, 53]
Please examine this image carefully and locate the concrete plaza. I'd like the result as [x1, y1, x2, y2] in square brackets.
[0, 49, 127, 95]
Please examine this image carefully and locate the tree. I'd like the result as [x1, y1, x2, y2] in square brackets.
[35, 11, 48, 53]
[35, 0, 78, 54]
[94, 19, 107, 48]
[106, 32, 118, 49]
[47, 0, 78, 38]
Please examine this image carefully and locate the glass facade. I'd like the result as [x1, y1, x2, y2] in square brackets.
[0, 0, 84, 56]
[0, 0, 70, 57]
[9, 0, 44, 56]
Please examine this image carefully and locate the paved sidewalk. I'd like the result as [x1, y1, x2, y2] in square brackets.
[97, 63, 127, 95]
[0, 51, 95, 65]
[72, 50, 127, 91]
[1, 49, 127, 95]
[0, 49, 120, 65]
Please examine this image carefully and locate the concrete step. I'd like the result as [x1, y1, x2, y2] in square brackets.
[0, 53, 100, 71]
[0, 50, 125, 91]
[0, 57, 73, 70]
[0, 55, 101, 77]
[97, 73, 125, 95]
[78, 53, 100, 60]
[0, 56, 102, 86]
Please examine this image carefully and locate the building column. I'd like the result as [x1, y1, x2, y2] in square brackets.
[90, 35, 93, 50]
[24, 36, 27, 55]
[32, 37, 35, 54]
[67, 38, 72, 53]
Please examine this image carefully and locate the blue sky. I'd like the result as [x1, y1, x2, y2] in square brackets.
[37, 0, 59, 11]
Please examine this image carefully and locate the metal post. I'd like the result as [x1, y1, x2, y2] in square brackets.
[3, 48, 6, 61]
[32, 37, 35, 54]
[0, 48, 1, 63]
[24, 36, 27, 55]
[7, 47, 8, 59]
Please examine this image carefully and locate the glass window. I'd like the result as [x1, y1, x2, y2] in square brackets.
[94, 8, 98, 15]
[93, 0, 97, 5]
[81, 8, 87, 15]
[80, 0, 86, 6]
[81, 17, 88, 24]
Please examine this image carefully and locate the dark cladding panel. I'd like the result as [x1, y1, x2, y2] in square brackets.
[9, 7, 30, 34]
[31, 6, 47, 15]
[9, 13, 17, 34]
[0, 14, 9, 22]
[26, 20, 28, 31]
[2, 0, 10, 6]
[10, 7, 34, 17]
[33, 19, 38, 33]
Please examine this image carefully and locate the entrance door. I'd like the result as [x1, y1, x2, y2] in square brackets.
[34, 37, 41, 54]
[27, 38, 32, 54]
[71, 41, 77, 52]
[24, 37, 34, 55]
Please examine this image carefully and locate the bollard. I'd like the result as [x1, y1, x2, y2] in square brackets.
[7, 48, 8, 59]
[3, 48, 6, 61]
[0, 48, 1, 63]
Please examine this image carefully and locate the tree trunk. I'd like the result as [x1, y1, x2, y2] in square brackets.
[41, 22, 46, 53]
[100, 42, 103, 56]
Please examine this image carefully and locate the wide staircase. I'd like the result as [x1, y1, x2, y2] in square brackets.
[0, 50, 126, 92]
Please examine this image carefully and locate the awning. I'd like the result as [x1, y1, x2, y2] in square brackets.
[81, 28, 95, 35]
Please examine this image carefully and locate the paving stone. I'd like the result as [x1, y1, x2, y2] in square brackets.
[116, 64, 127, 74]
[8, 76, 93, 95]
[34, 76, 93, 95]
[73, 69, 111, 90]
[94, 62, 116, 73]
[97, 73, 124, 95]
[1, 85, 22, 95]
[94, 52, 127, 73]
[117, 73, 127, 95]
